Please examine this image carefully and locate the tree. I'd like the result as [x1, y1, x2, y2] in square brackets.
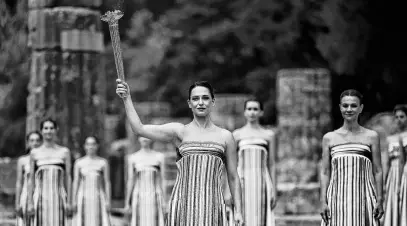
[0, 0, 30, 157]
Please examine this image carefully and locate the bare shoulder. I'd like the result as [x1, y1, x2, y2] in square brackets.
[232, 127, 242, 138]
[99, 157, 109, 168]
[97, 156, 108, 165]
[168, 122, 186, 138]
[155, 152, 165, 161]
[57, 145, 70, 155]
[219, 127, 234, 140]
[263, 127, 277, 137]
[17, 155, 27, 165]
[362, 127, 379, 141]
[322, 131, 335, 143]
[74, 157, 84, 167]
[30, 147, 40, 156]
[126, 152, 137, 162]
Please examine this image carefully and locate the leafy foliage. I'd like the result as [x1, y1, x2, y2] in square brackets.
[1, 0, 406, 156]
[0, 0, 30, 157]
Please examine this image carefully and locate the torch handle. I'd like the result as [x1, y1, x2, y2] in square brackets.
[108, 23, 125, 81]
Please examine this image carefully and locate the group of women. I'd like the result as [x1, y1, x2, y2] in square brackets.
[15, 119, 112, 226]
[12, 78, 407, 226]
[15, 80, 278, 226]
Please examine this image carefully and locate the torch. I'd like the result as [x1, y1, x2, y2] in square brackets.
[101, 10, 125, 82]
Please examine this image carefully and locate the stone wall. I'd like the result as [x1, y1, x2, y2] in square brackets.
[275, 68, 331, 215]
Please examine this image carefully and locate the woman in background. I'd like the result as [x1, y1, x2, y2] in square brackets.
[383, 105, 407, 226]
[125, 136, 165, 226]
[320, 90, 384, 226]
[233, 98, 277, 226]
[15, 131, 42, 226]
[72, 136, 112, 226]
[27, 119, 72, 226]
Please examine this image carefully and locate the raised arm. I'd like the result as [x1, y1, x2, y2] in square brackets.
[15, 157, 24, 215]
[224, 131, 243, 224]
[102, 159, 112, 210]
[268, 129, 278, 209]
[371, 131, 384, 219]
[124, 156, 135, 210]
[320, 133, 331, 224]
[116, 79, 183, 142]
[71, 160, 80, 210]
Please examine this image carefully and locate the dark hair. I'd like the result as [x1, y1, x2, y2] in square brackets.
[84, 135, 100, 145]
[394, 104, 407, 116]
[340, 89, 363, 104]
[26, 131, 43, 142]
[188, 81, 215, 99]
[25, 131, 43, 154]
[40, 118, 58, 130]
[244, 98, 264, 111]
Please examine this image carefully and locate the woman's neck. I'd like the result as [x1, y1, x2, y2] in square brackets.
[42, 140, 55, 148]
[138, 147, 151, 153]
[245, 120, 261, 129]
[86, 154, 97, 159]
[193, 116, 212, 129]
[342, 120, 361, 132]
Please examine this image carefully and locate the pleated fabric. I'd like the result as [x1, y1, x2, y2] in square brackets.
[130, 165, 164, 226]
[395, 132, 407, 226]
[16, 156, 33, 226]
[383, 134, 404, 226]
[33, 160, 67, 226]
[73, 163, 111, 226]
[166, 141, 228, 226]
[321, 143, 379, 226]
[237, 138, 275, 226]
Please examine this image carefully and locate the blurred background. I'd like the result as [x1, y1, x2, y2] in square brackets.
[0, 0, 405, 225]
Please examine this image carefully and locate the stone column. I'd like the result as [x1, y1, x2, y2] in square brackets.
[26, 0, 105, 156]
[211, 94, 250, 131]
[276, 68, 331, 215]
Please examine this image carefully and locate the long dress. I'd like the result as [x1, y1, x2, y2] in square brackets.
[72, 160, 111, 226]
[237, 138, 275, 226]
[128, 154, 164, 226]
[33, 158, 68, 226]
[321, 143, 379, 226]
[395, 132, 407, 226]
[383, 134, 404, 226]
[167, 141, 228, 226]
[16, 156, 33, 226]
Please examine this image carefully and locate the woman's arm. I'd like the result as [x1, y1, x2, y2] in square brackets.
[371, 131, 384, 205]
[64, 148, 73, 205]
[268, 130, 278, 203]
[71, 160, 80, 208]
[27, 152, 36, 210]
[116, 80, 184, 142]
[102, 159, 112, 209]
[320, 133, 331, 224]
[224, 131, 242, 215]
[382, 138, 390, 184]
[124, 156, 135, 209]
[15, 157, 24, 211]
[399, 136, 405, 187]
